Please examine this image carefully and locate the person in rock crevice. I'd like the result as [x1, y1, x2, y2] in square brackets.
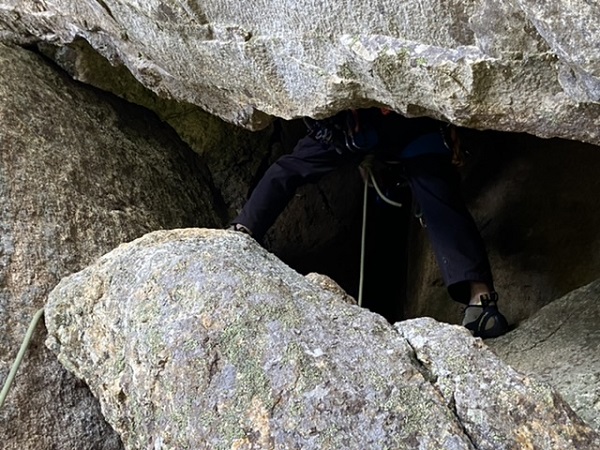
[230, 108, 509, 339]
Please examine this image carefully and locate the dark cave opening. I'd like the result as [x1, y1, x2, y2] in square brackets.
[352, 186, 414, 323]
[243, 115, 600, 327]
[262, 117, 418, 324]
[280, 184, 414, 324]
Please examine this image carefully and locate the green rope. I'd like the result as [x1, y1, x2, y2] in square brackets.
[0, 308, 45, 410]
[357, 160, 405, 307]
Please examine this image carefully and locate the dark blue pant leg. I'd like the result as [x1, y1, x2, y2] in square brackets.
[403, 153, 494, 304]
[233, 136, 349, 241]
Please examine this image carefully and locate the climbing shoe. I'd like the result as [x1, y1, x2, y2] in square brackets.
[462, 292, 509, 339]
[228, 223, 253, 236]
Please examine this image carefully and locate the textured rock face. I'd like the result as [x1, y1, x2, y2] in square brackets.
[397, 317, 600, 449]
[0, 43, 223, 450]
[488, 278, 600, 433]
[44, 228, 600, 450]
[2, 1, 600, 145]
[34, 38, 275, 216]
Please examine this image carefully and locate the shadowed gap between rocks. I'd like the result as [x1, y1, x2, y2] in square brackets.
[259, 119, 600, 327]
[256, 116, 433, 323]
[253, 117, 412, 324]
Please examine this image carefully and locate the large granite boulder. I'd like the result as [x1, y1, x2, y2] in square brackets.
[34, 38, 275, 216]
[1, 0, 600, 145]
[44, 228, 600, 449]
[0, 43, 223, 450]
[488, 278, 600, 433]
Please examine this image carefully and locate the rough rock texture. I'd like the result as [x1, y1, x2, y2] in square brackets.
[0, 43, 223, 450]
[44, 228, 600, 450]
[397, 317, 600, 449]
[304, 272, 357, 305]
[487, 278, 600, 433]
[36, 38, 275, 216]
[2, 1, 600, 145]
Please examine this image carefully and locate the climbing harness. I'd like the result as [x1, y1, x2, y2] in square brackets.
[304, 109, 379, 155]
[0, 308, 45, 410]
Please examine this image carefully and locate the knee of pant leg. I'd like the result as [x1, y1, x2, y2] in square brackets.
[275, 155, 333, 182]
